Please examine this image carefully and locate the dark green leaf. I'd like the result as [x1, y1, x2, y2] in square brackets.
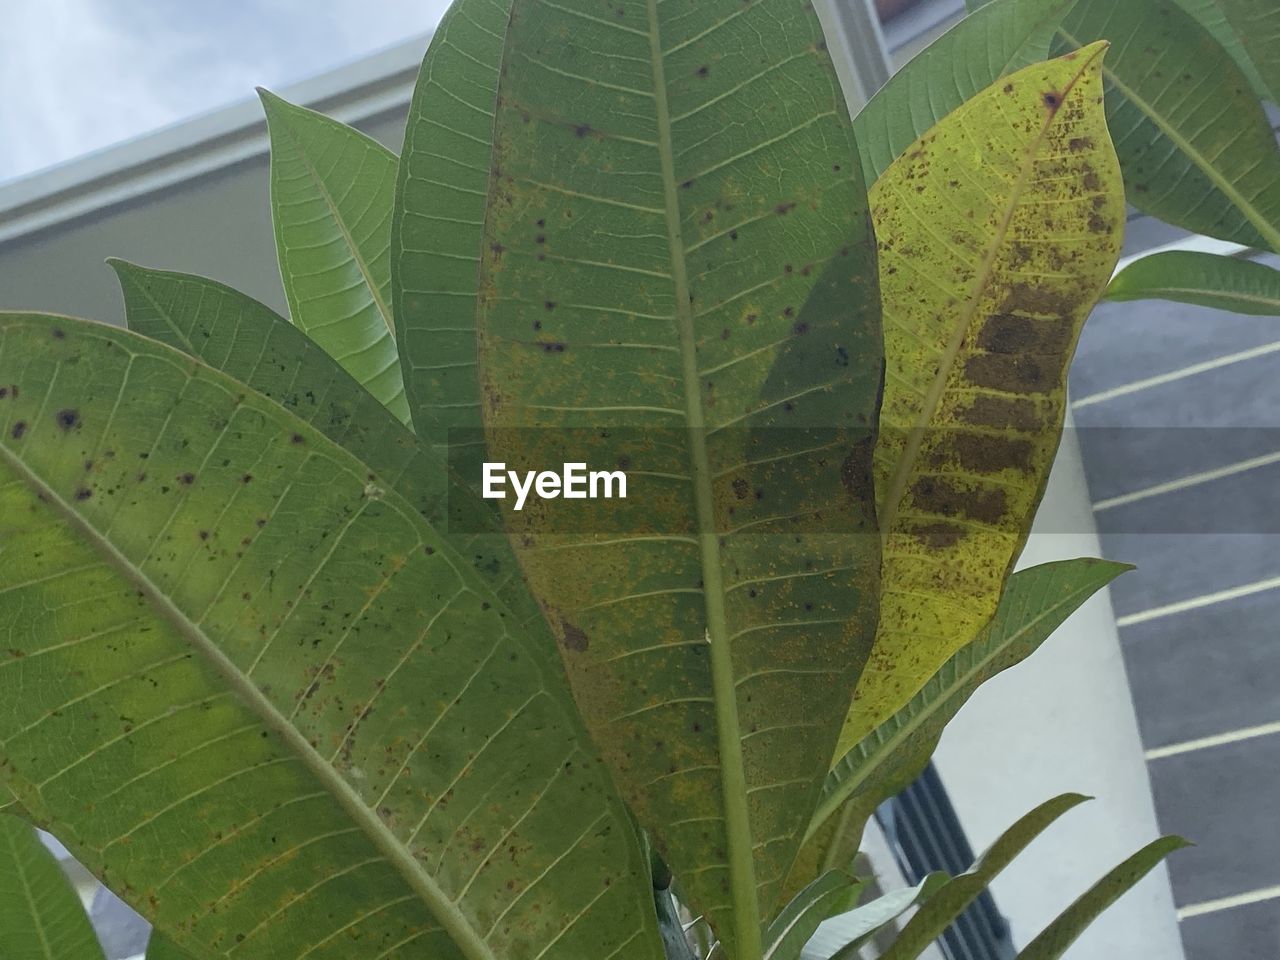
[391, 0, 511, 445]
[1172, 0, 1273, 100]
[1107, 250, 1280, 315]
[1058, 0, 1280, 251]
[1214, 0, 1280, 104]
[854, 0, 1079, 183]
[468, 1, 885, 955]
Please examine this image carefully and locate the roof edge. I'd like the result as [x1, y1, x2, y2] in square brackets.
[0, 33, 430, 246]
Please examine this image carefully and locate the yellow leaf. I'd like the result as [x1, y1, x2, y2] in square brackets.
[837, 42, 1123, 756]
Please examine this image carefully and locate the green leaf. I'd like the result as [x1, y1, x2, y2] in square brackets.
[854, 0, 1079, 183]
[762, 872, 861, 960]
[878, 795, 1092, 960]
[1107, 250, 1280, 315]
[1017, 836, 1191, 959]
[1057, 0, 1280, 252]
[146, 932, 198, 960]
[1170, 0, 1273, 101]
[0, 313, 663, 960]
[259, 90, 409, 424]
[812, 559, 1128, 852]
[840, 46, 1124, 755]
[0, 782, 21, 817]
[827, 874, 948, 960]
[1214, 0, 1280, 104]
[107, 259, 542, 630]
[0, 815, 105, 960]
[392, 0, 512, 445]
[469, 2, 884, 956]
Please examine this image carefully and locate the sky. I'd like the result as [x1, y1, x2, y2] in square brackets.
[0, 0, 454, 184]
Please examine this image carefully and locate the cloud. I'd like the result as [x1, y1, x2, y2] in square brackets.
[0, 0, 452, 183]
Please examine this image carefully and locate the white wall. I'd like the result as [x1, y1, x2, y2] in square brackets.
[933, 417, 1184, 957]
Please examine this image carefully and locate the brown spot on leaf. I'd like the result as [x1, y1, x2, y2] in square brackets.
[56, 409, 80, 431]
[561, 619, 588, 652]
[911, 476, 1007, 524]
[907, 521, 963, 549]
[10, 421, 27, 440]
[960, 395, 1039, 432]
[952, 433, 1033, 474]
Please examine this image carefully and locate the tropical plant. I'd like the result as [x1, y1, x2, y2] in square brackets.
[10, 0, 1279, 955]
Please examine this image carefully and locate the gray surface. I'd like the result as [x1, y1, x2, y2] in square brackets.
[1072, 251, 1280, 402]
[1148, 736, 1280, 907]
[1122, 588, 1280, 750]
[1180, 898, 1280, 960]
[1069, 244, 1280, 956]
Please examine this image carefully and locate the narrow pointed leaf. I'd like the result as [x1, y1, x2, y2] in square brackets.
[108, 260, 542, 628]
[1057, 0, 1280, 252]
[854, 0, 1079, 183]
[762, 872, 861, 960]
[1214, 0, 1280, 105]
[827, 873, 948, 959]
[839, 45, 1124, 754]
[392, 0, 511, 445]
[1017, 836, 1191, 959]
[0, 815, 105, 960]
[879, 795, 1091, 960]
[0, 314, 663, 960]
[259, 90, 409, 424]
[1171, 0, 1273, 101]
[472, 2, 884, 955]
[810, 559, 1127, 859]
[1107, 251, 1280, 315]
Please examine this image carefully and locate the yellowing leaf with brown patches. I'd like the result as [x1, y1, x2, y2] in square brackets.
[836, 42, 1124, 756]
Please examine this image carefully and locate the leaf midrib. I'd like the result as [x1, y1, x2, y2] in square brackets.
[1057, 24, 1280, 253]
[806, 573, 1105, 840]
[273, 109, 399, 340]
[877, 47, 1102, 539]
[644, 1, 762, 956]
[0, 438, 499, 960]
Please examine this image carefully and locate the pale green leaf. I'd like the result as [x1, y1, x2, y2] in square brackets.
[854, 0, 1079, 183]
[811, 560, 1128, 854]
[0, 313, 663, 960]
[259, 90, 409, 424]
[1057, 0, 1280, 251]
[762, 872, 861, 960]
[1017, 836, 1191, 959]
[840, 46, 1124, 754]
[879, 795, 1091, 960]
[0, 815, 105, 960]
[827, 874, 948, 960]
[468, 2, 884, 956]
[1107, 250, 1280, 315]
